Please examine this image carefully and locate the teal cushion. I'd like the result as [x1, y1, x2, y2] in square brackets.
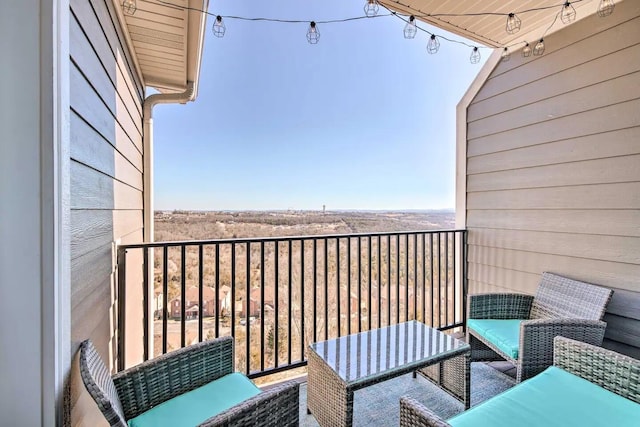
[468, 319, 522, 359]
[449, 366, 640, 427]
[127, 372, 261, 427]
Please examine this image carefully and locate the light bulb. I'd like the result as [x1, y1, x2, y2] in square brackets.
[505, 13, 521, 34]
[427, 34, 440, 54]
[598, 0, 615, 17]
[522, 42, 532, 58]
[364, 0, 379, 17]
[470, 47, 481, 64]
[533, 38, 545, 56]
[404, 16, 417, 39]
[501, 47, 511, 62]
[122, 0, 136, 15]
[307, 21, 320, 44]
[213, 16, 226, 38]
[561, 2, 577, 24]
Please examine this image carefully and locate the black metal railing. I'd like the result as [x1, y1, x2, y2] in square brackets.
[117, 229, 467, 375]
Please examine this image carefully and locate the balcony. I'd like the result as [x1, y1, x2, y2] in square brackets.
[116, 228, 467, 379]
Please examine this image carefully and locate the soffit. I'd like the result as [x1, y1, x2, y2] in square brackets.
[119, 0, 208, 96]
[380, 0, 600, 47]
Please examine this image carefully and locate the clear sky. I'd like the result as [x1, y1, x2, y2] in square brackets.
[153, 0, 489, 211]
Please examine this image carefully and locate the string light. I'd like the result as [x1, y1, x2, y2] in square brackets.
[470, 47, 481, 64]
[122, 0, 136, 15]
[364, 0, 380, 17]
[505, 13, 521, 34]
[522, 42, 532, 57]
[561, 2, 577, 24]
[533, 38, 545, 55]
[427, 34, 440, 54]
[213, 16, 226, 38]
[501, 47, 511, 62]
[598, 0, 615, 17]
[404, 16, 417, 39]
[307, 21, 320, 44]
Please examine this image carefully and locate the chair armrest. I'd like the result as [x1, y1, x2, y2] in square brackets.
[517, 318, 606, 382]
[113, 337, 234, 420]
[468, 293, 534, 320]
[554, 336, 640, 404]
[399, 396, 452, 427]
[200, 380, 299, 427]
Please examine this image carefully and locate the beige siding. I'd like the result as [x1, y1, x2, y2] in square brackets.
[465, 0, 640, 305]
[70, 0, 144, 369]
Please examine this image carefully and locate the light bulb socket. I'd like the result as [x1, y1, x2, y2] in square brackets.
[506, 13, 521, 34]
[470, 46, 481, 64]
[404, 16, 417, 39]
[598, 0, 615, 17]
[307, 21, 320, 44]
[427, 34, 440, 54]
[561, 1, 577, 24]
[501, 47, 511, 62]
[213, 16, 226, 38]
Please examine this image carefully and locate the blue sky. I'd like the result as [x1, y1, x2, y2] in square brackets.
[153, 0, 489, 211]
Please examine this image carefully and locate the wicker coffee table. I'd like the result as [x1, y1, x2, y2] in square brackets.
[307, 320, 470, 427]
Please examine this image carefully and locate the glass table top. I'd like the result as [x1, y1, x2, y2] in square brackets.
[309, 320, 469, 384]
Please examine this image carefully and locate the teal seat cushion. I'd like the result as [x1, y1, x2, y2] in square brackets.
[468, 319, 522, 359]
[127, 372, 261, 427]
[449, 366, 640, 427]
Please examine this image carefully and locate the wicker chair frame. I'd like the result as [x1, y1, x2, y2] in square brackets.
[77, 337, 299, 426]
[467, 272, 613, 382]
[399, 336, 640, 427]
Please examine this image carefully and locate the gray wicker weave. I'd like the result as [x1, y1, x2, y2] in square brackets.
[78, 337, 299, 426]
[467, 272, 613, 382]
[307, 321, 470, 427]
[399, 336, 640, 427]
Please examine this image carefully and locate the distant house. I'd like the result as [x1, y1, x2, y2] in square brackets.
[169, 285, 231, 319]
[240, 286, 275, 318]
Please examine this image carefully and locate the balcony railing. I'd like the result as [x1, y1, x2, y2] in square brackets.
[117, 229, 468, 376]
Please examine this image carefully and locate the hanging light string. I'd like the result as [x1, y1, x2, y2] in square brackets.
[130, 0, 614, 58]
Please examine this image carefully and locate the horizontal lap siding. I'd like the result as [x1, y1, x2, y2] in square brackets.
[70, 0, 144, 369]
[465, 1, 640, 355]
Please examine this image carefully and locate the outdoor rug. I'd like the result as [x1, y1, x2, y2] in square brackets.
[300, 362, 516, 426]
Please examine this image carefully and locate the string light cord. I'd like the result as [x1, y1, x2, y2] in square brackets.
[142, 0, 608, 54]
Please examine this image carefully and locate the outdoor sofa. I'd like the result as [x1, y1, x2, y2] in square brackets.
[466, 271, 613, 382]
[68, 336, 299, 426]
[400, 336, 640, 426]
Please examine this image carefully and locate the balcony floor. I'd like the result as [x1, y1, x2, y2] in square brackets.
[291, 362, 516, 426]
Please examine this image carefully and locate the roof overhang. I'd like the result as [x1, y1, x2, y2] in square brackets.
[115, 0, 209, 99]
[380, 0, 603, 48]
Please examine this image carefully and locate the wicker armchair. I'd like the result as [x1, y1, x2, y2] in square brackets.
[400, 336, 640, 427]
[467, 272, 613, 382]
[76, 336, 299, 426]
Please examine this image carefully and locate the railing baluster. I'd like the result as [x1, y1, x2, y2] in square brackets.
[324, 238, 328, 340]
[405, 234, 409, 322]
[337, 237, 341, 337]
[246, 242, 251, 374]
[368, 235, 372, 331]
[260, 241, 265, 373]
[357, 236, 362, 332]
[275, 241, 279, 368]
[231, 243, 236, 344]
[430, 234, 434, 327]
[198, 244, 203, 343]
[445, 232, 450, 326]
[143, 247, 148, 361]
[162, 247, 168, 354]
[288, 240, 292, 365]
[181, 245, 186, 348]
[300, 239, 305, 362]
[422, 234, 427, 323]
[414, 234, 418, 321]
[396, 235, 400, 325]
[387, 235, 391, 326]
[215, 244, 220, 339]
[347, 237, 351, 335]
[377, 236, 381, 329]
[313, 239, 317, 343]
[452, 232, 457, 326]
[437, 233, 441, 328]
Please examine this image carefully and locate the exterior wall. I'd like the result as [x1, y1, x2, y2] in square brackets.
[70, 0, 144, 369]
[463, 0, 640, 354]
